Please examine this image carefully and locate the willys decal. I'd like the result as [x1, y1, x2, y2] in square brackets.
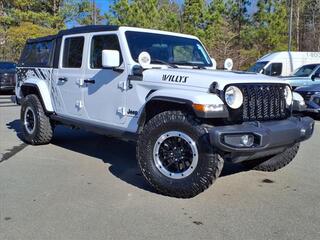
[162, 74, 189, 83]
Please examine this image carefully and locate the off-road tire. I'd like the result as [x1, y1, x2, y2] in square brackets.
[20, 94, 53, 145]
[137, 111, 224, 198]
[243, 144, 300, 172]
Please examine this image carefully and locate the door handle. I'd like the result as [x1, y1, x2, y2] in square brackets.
[58, 77, 68, 82]
[84, 79, 95, 84]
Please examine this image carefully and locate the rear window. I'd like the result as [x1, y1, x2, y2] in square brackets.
[19, 40, 54, 67]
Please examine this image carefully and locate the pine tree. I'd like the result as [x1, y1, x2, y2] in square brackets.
[106, 0, 181, 32]
[253, 0, 288, 54]
[182, 0, 206, 37]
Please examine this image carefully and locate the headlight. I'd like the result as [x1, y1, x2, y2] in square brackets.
[284, 86, 293, 106]
[293, 92, 305, 106]
[225, 86, 243, 109]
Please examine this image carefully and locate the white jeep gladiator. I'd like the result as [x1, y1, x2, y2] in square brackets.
[15, 25, 314, 198]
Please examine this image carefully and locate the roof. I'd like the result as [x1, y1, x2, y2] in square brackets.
[27, 25, 119, 44]
[57, 25, 119, 36]
[119, 26, 198, 40]
[25, 25, 200, 46]
[298, 63, 320, 67]
[27, 34, 57, 43]
[259, 51, 320, 61]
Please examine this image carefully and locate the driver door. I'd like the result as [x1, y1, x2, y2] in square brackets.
[82, 33, 127, 127]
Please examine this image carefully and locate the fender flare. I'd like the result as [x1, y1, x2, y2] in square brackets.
[141, 89, 228, 121]
[20, 79, 54, 112]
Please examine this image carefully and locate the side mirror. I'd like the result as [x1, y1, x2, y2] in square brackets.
[311, 73, 320, 81]
[102, 50, 120, 68]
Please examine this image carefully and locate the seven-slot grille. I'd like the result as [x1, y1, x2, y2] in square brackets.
[226, 84, 291, 122]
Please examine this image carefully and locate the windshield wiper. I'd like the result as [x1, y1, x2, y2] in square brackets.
[172, 61, 206, 69]
[151, 59, 178, 68]
[192, 65, 206, 69]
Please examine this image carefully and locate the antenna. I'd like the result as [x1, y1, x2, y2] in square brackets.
[92, 0, 97, 25]
[288, 0, 293, 52]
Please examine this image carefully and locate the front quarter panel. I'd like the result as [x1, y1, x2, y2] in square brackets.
[146, 88, 224, 105]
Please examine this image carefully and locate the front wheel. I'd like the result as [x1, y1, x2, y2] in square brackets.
[137, 111, 224, 198]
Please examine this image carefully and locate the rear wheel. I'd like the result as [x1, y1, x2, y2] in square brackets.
[20, 94, 53, 145]
[137, 111, 224, 198]
[243, 144, 300, 172]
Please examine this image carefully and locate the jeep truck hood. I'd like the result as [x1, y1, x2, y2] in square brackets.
[142, 68, 287, 90]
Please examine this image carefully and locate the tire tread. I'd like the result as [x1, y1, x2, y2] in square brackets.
[244, 144, 300, 172]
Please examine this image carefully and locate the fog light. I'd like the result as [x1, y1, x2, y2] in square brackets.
[241, 135, 254, 147]
[223, 134, 256, 148]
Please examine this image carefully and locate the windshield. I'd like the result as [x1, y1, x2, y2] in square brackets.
[248, 61, 268, 73]
[125, 31, 212, 67]
[292, 64, 319, 77]
[0, 62, 16, 70]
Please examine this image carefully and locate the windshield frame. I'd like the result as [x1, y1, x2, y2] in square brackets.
[124, 31, 213, 68]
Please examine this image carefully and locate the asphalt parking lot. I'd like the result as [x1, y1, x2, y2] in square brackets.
[0, 93, 320, 240]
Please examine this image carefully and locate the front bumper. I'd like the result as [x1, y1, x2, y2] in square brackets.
[209, 117, 314, 163]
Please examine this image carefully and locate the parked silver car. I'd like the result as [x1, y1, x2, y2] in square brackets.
[282, 64, 320, 88]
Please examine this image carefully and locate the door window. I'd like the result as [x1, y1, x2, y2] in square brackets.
[265, 63, 283, 76]
[90, 34, 122, 69]
[62, 37, 84, 68]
